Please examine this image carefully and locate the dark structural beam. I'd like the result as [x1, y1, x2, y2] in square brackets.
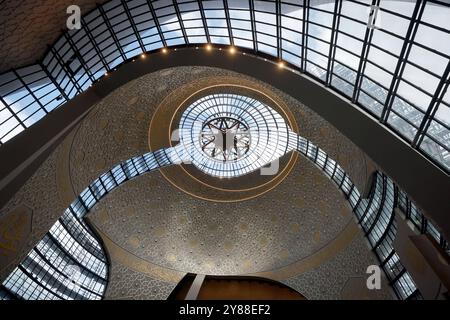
[62, 33, 95, 84]
[325, 0, 341, 87]
[172, 0, 189, 45]
[81, 18, 111, 72]
[352, 0, 379, 103]
[122, 0, 147, 53]
[98, 5, 127, 61]
[197, 0, 211, 44]
[147, 0, 167, 48]
[413, 60, 450, 148]
[301, 0, 310, 72]
[248, 0, 258, 53]
[380, 0, 425, 123]
[223, 0, 234, 47]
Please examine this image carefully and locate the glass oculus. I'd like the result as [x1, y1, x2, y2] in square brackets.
[172, 93, 296, 178]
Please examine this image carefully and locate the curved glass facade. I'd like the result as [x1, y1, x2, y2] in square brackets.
[0, 209, 108, 300]
[0, 0, 449, 173]
[0, 148, 177, 300]
[296, 136, 419, 299]
[3, 133, 447, 299]
[296, 137, 447, 299]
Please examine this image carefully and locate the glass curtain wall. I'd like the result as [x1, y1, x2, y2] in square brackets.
[0, 0, 449, 172]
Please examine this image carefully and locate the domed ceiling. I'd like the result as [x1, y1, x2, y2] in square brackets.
[1, 0, 449, 301]
[33, 65, 388, 299]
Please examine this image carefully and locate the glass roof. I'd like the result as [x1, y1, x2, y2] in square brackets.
[0, 0, 449, 173]
[174, 93, 296, 177]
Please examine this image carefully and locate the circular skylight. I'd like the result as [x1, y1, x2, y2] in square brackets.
[173, 93, 295, 178]
[200, 116, 251, 162]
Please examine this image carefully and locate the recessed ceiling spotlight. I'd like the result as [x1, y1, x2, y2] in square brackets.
[278, 61, 285, 68]
[162, 47, 168, 53]
[229, 46, 236, 54]
[104, 72, 108, 76]
[206, 44, 212, 51]
[174, 48, 177, 51]
[141, 54, 146, 58]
